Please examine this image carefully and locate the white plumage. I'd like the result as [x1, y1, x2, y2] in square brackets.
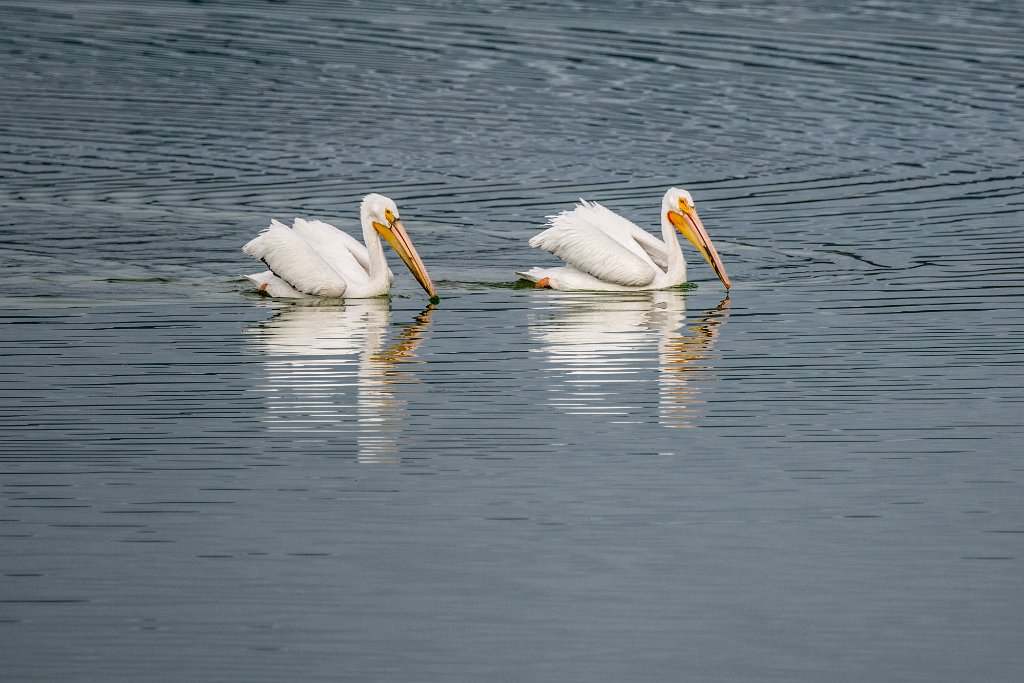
[244, 220, 352, 298]
[291, 218, 372, 277]
[519, 187, 730, 292]
[242, 194, 436, 300]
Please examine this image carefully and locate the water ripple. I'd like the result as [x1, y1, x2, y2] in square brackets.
[2, 2, 1024, 681]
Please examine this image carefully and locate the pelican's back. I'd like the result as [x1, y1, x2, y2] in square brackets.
[291, 219, 376, 288]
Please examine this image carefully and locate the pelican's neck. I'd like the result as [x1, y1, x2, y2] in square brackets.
[361, 215, 390, 285]
[660, 210, 686, 282]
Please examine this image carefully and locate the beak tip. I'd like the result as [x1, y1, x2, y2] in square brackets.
[429, 295, 440, 305]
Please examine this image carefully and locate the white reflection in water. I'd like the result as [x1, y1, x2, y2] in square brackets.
[529, 291, 729, 428]
[244, 299, 433, 463]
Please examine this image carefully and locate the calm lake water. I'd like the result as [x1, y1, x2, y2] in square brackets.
[2, 1, 1023, 680]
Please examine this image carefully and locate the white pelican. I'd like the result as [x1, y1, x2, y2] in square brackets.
[242, 193, 438, 301]
[517, 187, 731, 291]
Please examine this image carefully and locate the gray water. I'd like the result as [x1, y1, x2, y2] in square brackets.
[2, 1, 1023, 680]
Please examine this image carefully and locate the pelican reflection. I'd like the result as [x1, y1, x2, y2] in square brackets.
[528, 291, 729, 428]
[244, 299, 434, 463]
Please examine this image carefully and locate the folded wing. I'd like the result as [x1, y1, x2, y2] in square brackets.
[574, 200, 669, 269]
[290, 218, 373, 280]
[529, 201, 660, 287]
[242, 220, 348, 297]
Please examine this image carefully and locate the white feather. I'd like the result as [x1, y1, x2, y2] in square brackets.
[290, 218, 374, 280]
[244, 270, 311, 298]
[573, 200, 669, 269]
[242, 220, 348, 298]
[517, 266, 641, 291]
[530, 201, 658, 287]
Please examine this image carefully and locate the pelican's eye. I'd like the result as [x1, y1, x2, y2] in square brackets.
[384, 208, 396, 224]
[678, 197, 693, 211]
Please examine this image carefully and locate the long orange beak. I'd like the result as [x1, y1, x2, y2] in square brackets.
[667, 203, 731, 289]
[372, 218, 438, 300]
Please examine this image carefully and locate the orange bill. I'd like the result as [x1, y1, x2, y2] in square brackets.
[667, 203, 731, 289]
[372, 218, 438, 299]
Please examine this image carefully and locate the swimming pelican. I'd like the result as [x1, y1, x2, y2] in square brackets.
[517, 187, 730, 291]
[242, 193, 437, 301]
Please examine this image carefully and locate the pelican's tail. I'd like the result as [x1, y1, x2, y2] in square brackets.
[515, 268, 547, 283]
[244, 270, 309, 298]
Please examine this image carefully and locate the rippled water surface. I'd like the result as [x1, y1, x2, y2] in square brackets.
[2, 1, 1023, 680]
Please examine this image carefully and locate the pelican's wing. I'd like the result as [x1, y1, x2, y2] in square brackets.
[242, 220, 348, 297]
[529, 201, 658, 287]
[576, 201, 669, 270]
[291, 218, 372, 277]
[635, 232, 669, 270]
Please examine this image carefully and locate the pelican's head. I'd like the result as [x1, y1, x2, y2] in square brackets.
[663, 187, 731, 289]
[361, 193, 438, 301]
